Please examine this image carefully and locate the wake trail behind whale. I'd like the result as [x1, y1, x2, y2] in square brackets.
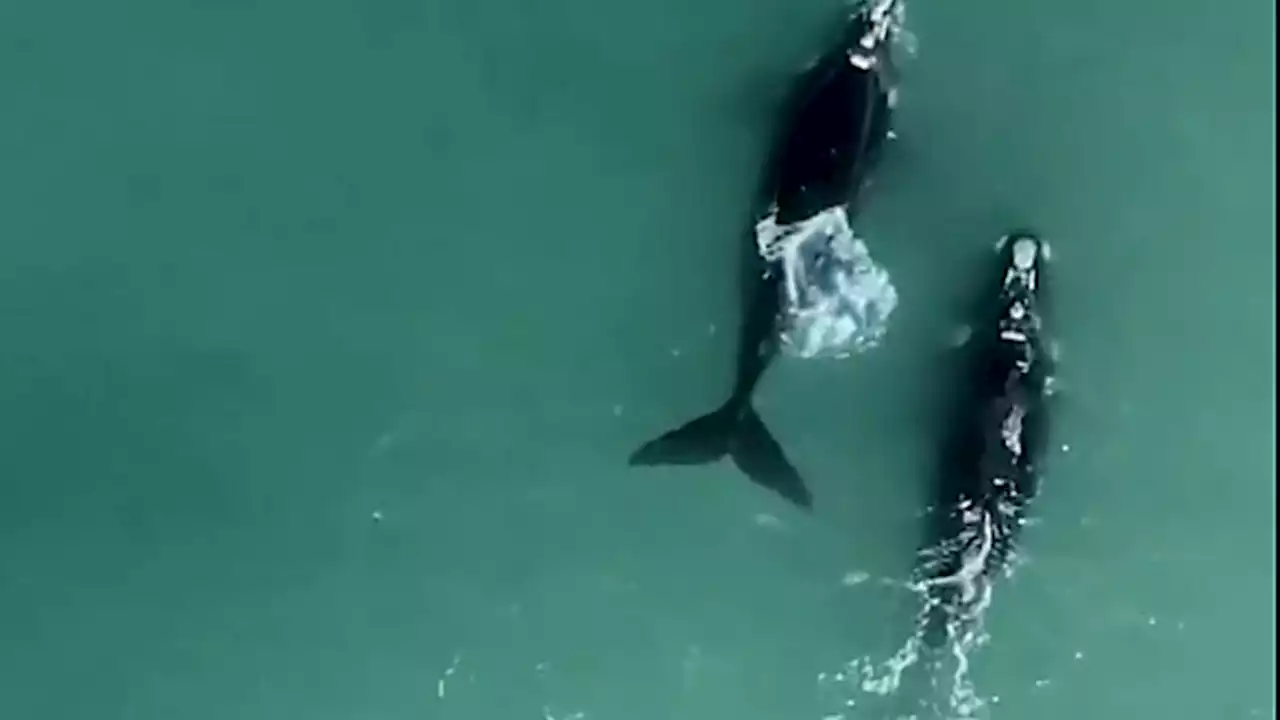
[819, 508, 1023, 720]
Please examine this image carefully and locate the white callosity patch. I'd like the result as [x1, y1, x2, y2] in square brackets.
[1001, 302, 1030, 345]
[1012, 237, 1037, 269]
[998, 237, 1047, 380]
[848, 0, 913, 69]
[755, 205, 897, 359]
[1001, 404, 1025, 456]
[1002, 238, 1040, 298]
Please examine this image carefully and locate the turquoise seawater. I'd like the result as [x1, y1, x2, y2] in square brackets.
[1, 0, 1274, 718]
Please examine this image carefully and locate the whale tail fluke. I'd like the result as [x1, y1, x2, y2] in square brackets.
[629, 401, 811, 509]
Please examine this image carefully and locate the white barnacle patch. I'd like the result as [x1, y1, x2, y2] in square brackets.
[848, 50, 877, 70]
[1001, 405, 1025, 456]
[1011, 237, 1037, 270]
[1001, 240, 1039, 293]
[996, 499, 1020, 522]
[865, 0, 900, 45]
[848, 0, 904, 70]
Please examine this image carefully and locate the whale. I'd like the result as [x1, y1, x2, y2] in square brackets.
[914, 231, 1055, 645]
[629, 1, 907, 509]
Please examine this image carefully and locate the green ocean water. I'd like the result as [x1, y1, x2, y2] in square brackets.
[1, 0, 1274, 719]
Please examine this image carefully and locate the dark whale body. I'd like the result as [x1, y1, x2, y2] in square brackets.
[916, 231, 1055, 645]
[628, 4, 901, 510]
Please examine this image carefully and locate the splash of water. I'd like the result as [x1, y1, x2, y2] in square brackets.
[756, 206, 898, 359]
[819, 510, 1030, 720]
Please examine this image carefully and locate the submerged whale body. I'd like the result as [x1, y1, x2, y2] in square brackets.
[629, 1, 906, 509]
[915, 231, 1055, 645]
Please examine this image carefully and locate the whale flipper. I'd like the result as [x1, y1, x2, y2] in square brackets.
[629, 404, 811, 509]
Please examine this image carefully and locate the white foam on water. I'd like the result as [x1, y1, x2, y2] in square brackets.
[436, 653, 462, 700]
[541, 708, 586, 720]
[818, 509, 1025, 720]
[841, 570, 872, 586]
[755, 206, 898, 359]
